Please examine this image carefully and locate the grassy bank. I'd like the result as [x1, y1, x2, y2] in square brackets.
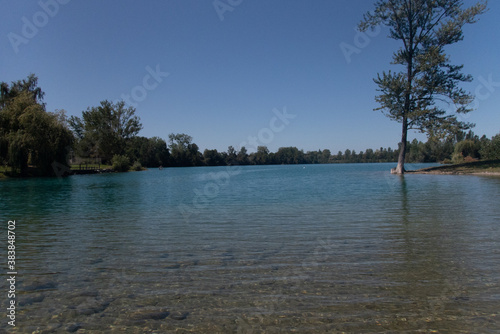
[0, 166, 8, 179]
[410, 160, 500, 175]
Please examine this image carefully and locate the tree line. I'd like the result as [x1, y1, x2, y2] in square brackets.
[1, 74, 499, 176]
[160, 131, 499, 167]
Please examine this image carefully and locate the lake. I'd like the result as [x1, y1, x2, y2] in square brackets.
[1, 163, 500, 333]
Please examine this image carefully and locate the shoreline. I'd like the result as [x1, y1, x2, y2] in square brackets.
[408, 159, 500, 176]
[2, 160, 500, 179]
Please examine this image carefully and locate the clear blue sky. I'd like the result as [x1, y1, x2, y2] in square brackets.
[1, 0, 499, 154]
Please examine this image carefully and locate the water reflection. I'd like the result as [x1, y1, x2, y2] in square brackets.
[400, 175, 409, 224]
[376, 174, 494, 332]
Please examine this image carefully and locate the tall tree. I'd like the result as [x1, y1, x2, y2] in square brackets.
[168, 133, 202, 166]
[69, 100, 142, 163]
[0, 74, 45, 109]
[359, 0, 487, 174]
[321, 149, 332, 164]
[0, 75, 73, 175]
[236, 146, 249, 165]
[226, 146, 237, 165]
[253, 146, 270, 165]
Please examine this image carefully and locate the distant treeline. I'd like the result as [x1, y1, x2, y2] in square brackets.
[1, 74, 499, 176]
[142, 130, 499, 168]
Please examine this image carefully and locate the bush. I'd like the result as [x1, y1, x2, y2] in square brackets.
[131, 161, 143, 171]
[453, 140, 480, 162]
[451, 151, 464, 164]
[111, 155, 130, 172]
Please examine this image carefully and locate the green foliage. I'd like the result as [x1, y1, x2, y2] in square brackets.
[111, 154, 130, 172]
[2, 73, 496, 176]
[0, 74, 45, 109]
[275, 147, 305, 164]
[451, 151, 465, 164]
[126, 136, 169, 167]
[0, 76, 73, 176]
[359, 0, 487, 173]
[69, 100, 142, 163]
[168, 133, 202, 166]
[203, 149, 225, 166]
[454, 139, 480, 160]
[407, 139, 427, 163]
[162, 138, 462, 166]
[226, 146, 237, 164]
[174, 131, 491, 166]
[253, 146, 270, 165]
[236, 147, 249, 165]
[131, 161, 143, 171]
[480, 133, 500, 160]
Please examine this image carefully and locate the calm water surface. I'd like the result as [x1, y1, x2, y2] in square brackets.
[1, 163, 499, 333]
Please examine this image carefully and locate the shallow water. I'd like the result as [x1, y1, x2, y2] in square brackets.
[1, 163, 499, 333]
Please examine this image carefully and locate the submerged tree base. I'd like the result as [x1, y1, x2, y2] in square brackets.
[391, 166, 405, 175]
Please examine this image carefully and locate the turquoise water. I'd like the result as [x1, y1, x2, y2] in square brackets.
[1, 163, 500, 333]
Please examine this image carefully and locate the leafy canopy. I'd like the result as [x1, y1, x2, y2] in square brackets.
[168, 133, 202, 167]
[69, 100, 142, 162]
[0, 75, 73, 175]
[359, 0, 488, 139]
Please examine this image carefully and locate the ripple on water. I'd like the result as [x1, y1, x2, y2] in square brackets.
[1, 164, 499, 332]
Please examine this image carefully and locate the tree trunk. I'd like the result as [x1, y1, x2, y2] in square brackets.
[392, 116, 408, 174]
[392, 5, 413, 175]
[393, 17, 413, 175]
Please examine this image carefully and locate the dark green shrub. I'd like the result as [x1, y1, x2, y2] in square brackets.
[111, 155, 130, 172]
[480, 134, 500, 160]
[453, 140, 480, 163]
[131, 161, 143, 171]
